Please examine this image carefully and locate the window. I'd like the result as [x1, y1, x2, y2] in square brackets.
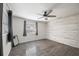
[26, 20, 36, 35]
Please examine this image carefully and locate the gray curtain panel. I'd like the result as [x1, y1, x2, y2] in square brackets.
[23, 20, 27, 36]
[8, 10, 14, 47]
[36, 22, 38, 35]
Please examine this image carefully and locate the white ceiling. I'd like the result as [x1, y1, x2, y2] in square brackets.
[9, 3, 58, 21]
[9, 3, 79, 21]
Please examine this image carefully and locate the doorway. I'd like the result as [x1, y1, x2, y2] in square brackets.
[0, 3, 3, 56]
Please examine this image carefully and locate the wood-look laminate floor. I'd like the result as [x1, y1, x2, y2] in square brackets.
[9, 39, 79, 56]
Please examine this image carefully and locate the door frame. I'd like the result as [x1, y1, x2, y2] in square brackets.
[0, 3, 3, 56]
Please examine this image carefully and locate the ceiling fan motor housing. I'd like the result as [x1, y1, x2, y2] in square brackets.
[43, 11, 47, 16]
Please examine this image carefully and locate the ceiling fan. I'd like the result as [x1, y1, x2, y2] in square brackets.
[38, 10, 56, 20]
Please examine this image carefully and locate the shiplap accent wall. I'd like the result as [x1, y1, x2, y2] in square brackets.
[47, 13, 79, 48]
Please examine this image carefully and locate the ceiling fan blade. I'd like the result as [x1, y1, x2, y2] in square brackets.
[38, 16, 44, 19]
[47, 10, 53, 15]
[47, 15, 56, 17]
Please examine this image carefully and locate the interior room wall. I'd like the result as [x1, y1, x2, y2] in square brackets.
[2, 4, 12, 56]
[47, 3, 79, 48]
[12, 16, 47, 43]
